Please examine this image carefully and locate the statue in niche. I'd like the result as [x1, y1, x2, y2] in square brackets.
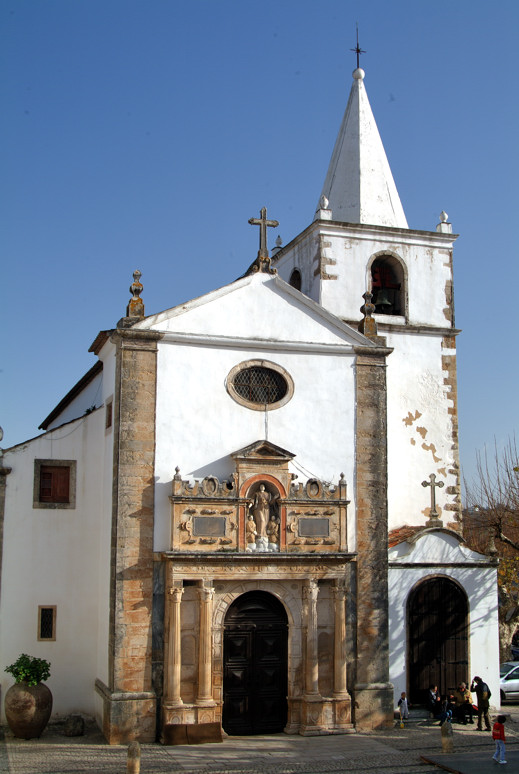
[246, 514, 257, 552]
[267, 515, 279, 553]
[250, 484, 279, 553]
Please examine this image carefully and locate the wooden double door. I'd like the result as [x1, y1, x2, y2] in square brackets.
[408, 577, 469, 704]
[223, 591, 288, 735]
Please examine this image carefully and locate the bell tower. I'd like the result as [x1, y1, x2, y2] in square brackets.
[272, 66, 462, 531]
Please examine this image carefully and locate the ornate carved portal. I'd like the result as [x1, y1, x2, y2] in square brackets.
[162, 440, 353, 739]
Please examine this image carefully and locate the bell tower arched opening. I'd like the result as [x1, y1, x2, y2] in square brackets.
[370, 254, 406, 316]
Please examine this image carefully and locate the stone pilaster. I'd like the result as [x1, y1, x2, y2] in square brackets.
[100, 328, 163, 744]
[303, 579, 320, 698]
[163, 582, 184, 707]
[332, 580, 348, 698]
[196, 582, 216, 705]
[353, 345, 394, 729]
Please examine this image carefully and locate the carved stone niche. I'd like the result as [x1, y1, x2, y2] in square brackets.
[169, 441, 349, 553]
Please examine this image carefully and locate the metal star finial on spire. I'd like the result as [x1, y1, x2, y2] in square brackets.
[350, 23, 366, 69]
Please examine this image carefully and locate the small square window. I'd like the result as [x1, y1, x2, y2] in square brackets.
[38, 606, 56, 641]
[40, 465, 69, 502]
[33, 460, 76, 509]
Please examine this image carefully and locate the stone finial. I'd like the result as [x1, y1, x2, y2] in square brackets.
[126, 270, 145, 319]
[271, 235, 283, 256]
[436, 211, 452, 234]
[314, 194, 332, 222]
[487, 528, 498, 556]
[358, 291, 378, 337]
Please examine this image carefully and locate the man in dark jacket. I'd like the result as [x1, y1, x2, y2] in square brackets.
[470, 676, 491, 730]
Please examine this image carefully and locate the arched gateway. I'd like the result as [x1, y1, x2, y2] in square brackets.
[408, 577, 469, 704]
[222, 591, 288, 735]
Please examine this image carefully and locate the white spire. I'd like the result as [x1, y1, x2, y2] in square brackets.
[317, 68, 408, 228]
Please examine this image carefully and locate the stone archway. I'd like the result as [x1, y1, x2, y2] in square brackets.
[222, 590, 288, 735]
[407, 577, 469, 704]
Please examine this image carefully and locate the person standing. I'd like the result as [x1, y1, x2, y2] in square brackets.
[397, 691, 409, 720]
[470, 675, 491, 731]
[492, 714, 507, 764]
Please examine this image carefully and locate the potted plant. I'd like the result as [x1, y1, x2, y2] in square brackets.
[4, 654, 52, 739]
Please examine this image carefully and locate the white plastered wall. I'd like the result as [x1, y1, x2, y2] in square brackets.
[276, 224, 455, 327]
[153, 339, 357, 552]
[275, 223, 459, 529]
[45, 371, 103, 431]
[94, 341, 117, 721]
[0, 408, 107, 721]
[385, 329, 457, 529]
[388, 533, 500, 709]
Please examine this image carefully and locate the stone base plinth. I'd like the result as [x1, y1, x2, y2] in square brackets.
[354, 683, 394, 730]
[161, 701, 220, 743]
[95, 679, 156, 744]
[297, 695, 354, 736]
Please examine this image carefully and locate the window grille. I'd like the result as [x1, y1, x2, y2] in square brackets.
[38, 606, 56, 641]
[233, 367, 287, 405]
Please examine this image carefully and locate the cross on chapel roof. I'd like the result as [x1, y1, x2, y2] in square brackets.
[248, 206, 279, 274]
[422, 473, 444, 528]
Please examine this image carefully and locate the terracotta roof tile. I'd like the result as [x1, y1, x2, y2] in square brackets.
[388, 525, 423, 548]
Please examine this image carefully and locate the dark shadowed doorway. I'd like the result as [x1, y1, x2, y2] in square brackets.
[223, 591, 288, 735]
[408, 577, 469, 704]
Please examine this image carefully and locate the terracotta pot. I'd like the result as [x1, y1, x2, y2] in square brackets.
[4, 682, 53, 739]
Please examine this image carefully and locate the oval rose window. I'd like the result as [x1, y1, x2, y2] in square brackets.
[226, 361, 294, 411]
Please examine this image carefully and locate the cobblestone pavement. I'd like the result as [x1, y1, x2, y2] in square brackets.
[1, 711, 518, 774]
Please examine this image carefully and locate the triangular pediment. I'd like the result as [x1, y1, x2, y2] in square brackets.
[132, 271, 378, 350]
[231, 439, 295, 462]
[389, 527, 494, 565]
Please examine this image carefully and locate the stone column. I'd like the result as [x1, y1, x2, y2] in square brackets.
[332, 580, 348, 698]
[196, 582, 215, 705]
[164, 583, 184, 706]
[353, 345, 394, 729]
[303, 579, 320, 698]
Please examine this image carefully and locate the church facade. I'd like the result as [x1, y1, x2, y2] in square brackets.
[0, 67, 499, 743]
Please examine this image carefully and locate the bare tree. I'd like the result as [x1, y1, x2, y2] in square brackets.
[463, 437, 519, 661]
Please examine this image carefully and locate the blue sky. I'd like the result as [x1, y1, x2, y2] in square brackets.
[2, 0, 518, 489]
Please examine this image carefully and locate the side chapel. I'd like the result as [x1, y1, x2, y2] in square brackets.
[0, 65, 500, 743]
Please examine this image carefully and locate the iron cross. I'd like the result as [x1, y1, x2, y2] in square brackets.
[248, 207, 279, 258]
[350, 24, 366, 69]
[421, 473, 444, 519]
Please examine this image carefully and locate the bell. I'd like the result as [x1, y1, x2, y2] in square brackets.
[374, 288, 393, 311]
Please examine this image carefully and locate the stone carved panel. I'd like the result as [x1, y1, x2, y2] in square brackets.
[170, 444, 349, 553]
[298, 518, 330, 537]
[193, 516, 226, 537]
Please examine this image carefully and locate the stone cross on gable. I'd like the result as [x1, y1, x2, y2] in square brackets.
[422, 473, 444, 527]
[248, 207, 279, 259]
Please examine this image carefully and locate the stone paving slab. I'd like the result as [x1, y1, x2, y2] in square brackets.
[421, 750, 519, 774]
[1, 719, 517, 774]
